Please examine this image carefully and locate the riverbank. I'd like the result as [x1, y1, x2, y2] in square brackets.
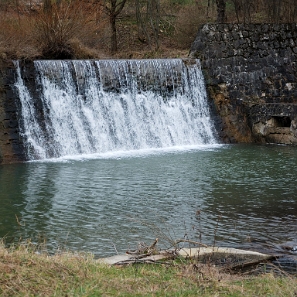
[1, 243, 297, 297]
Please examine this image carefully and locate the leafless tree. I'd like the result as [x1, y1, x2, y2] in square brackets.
[216, 0, 226, 22]
[104, 0, 127, 53]
[263, 0, 297, 22]
[232, 0, 256, 23]
[135, 0, 160, 49]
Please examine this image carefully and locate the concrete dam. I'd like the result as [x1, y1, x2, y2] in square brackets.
[1, 23, 297, 163]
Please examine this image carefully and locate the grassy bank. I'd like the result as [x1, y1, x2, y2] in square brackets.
[1, 243, 297, 296]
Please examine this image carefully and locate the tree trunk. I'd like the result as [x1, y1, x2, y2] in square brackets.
[110, 15, 117, 53]
[216, 0, 226, 23]
[135, 0, 160, 50]
[105, 0, 127, 54]
[135, 0, 152, 47]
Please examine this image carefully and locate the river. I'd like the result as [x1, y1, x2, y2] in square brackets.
[1, 144, 296, 257]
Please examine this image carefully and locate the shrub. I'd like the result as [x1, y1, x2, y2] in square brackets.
[33, 1, 101, 59]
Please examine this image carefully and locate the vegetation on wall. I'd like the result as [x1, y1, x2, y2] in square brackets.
[0, 0, 296, 59]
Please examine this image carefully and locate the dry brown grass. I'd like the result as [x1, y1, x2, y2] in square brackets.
[1, 241, 297, 297]
[0, 242, 96, 296]
[0, 1, 107, 60]
[0, 11, 38, 60]
[33, 1, 104, 59]
[0, 0, 296, 61]
[0, 0, 207, 60]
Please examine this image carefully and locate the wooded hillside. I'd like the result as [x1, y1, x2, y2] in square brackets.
[0, 0, 296, 59]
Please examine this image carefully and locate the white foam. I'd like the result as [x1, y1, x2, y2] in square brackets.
[31, 144, 225, 163]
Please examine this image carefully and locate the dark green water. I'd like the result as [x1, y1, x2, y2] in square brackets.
[1, 144, 297, 257]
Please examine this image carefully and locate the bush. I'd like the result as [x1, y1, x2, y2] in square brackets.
[34, 1, 101, 59]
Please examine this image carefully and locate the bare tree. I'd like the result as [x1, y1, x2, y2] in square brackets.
[43, 0, 64, 12]
[135, 0, 160, 49]
[263, 0, 297, 23]
[265, 0, 281, 22]
[105, 0, 127, 53]
[216, 0, 226, 22]
[287, 0, 297, 21]
[232, 0, 255, 23]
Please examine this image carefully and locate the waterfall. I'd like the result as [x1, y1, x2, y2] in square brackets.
[14, 59, 218, 160]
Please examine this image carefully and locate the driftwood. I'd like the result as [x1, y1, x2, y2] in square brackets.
[178, 247, 275, 271]
[112, 254, 174, 266]
[113, 259, 172, 266]
[96, 238, 276, 268]
[98, 244, 274, 267]
[177, 247, 272, 258]
[97, 253, 174, 265]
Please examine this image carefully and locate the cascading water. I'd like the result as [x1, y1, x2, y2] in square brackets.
[14, 59, 218, 160]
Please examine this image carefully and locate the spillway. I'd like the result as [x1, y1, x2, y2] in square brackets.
[14, 59, 217, 160]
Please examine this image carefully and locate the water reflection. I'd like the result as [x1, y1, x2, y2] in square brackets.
[0, 144, 297, 256]
[201, 145, 297, 251]
[0, 163, 28, 237]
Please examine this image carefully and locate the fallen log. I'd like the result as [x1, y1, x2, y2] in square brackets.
[177, 247, 272, 258]
[97, 247, 273, 267]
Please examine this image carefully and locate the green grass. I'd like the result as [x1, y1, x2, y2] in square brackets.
[1, 243, 297, 296]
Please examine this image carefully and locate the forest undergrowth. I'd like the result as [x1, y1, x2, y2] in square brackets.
[1, 0, 296, 61]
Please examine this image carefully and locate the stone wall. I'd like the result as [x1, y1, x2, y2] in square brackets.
[190, 23, 297, 144]
[0, 60, 25, 164]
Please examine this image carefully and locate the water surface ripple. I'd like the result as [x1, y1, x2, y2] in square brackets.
[1, 144, 297, 256]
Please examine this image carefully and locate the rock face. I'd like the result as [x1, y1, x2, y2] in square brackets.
[190, 23, 297, 144]
[0, 60, 26, 163]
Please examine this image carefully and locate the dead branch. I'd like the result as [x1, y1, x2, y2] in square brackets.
[126, 238, 159, 256]
[15, 214, 25, 227]
[113, 259, 172, 266]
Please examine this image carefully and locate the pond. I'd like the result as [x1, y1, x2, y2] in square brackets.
[1, 144, 297, 257]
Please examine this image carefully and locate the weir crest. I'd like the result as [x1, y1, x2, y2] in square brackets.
[14, 59, 218, 160]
